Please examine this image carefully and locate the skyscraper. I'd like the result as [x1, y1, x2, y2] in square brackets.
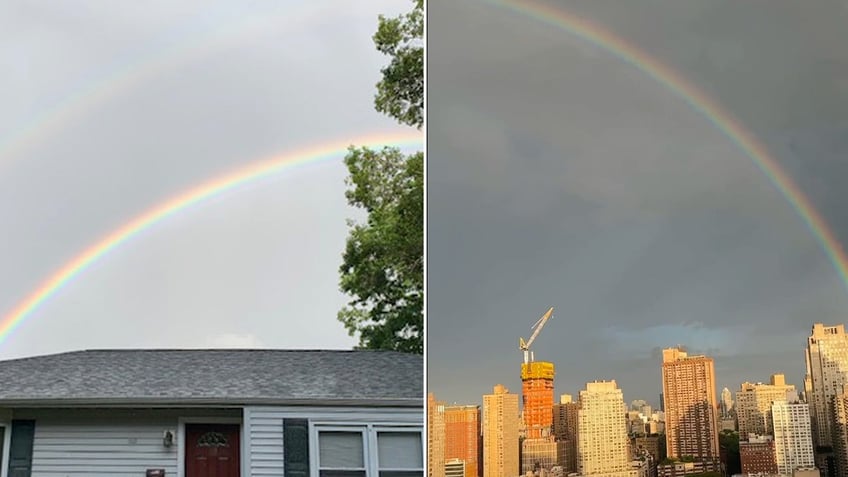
[430, 393, 447, 477]
[772, 400, 815, 476]
[661, 347, 720, 463]
[805, 324, 848, 449]
[577, 380, 631, 476]
[735, 374, 795, 439]
[445, 404, 482, 477]
[484, 385, 520, 477]
[720, 387, 733, 417]
[552, 394, 579, 473]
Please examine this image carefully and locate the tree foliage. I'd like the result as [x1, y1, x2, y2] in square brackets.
[338, 0, 423, 353]
[373, 0, 424, 129]
[719, 429, 740, 475]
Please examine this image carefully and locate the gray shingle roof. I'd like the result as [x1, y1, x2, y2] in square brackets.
[0, 349, 422, 406]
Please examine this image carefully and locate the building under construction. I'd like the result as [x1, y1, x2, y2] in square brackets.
[522, 361, 555, 439]
[519, 308, 564, 475]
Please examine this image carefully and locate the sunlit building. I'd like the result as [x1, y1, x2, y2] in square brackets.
[552, 394, 579, 473]
[522, 361, 555, 439]
[739, 435, 778, 475]
[445, 404, 481, 477]
[430, 393, 447, 477]
[661, 347, 720, 464]
[483, 385, 520, 477]
[736, 374, 795, 439]
[577, 380, 632, 476]
[805, 323, 848, 476]
[773, 400, 815, 476]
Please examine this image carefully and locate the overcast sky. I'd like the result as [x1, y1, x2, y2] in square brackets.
[428, 0, 848, 407]
[0, 0, 415, 359]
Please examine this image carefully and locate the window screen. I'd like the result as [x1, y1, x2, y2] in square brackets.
[377, 431, 423, 477]
[318, 431, 366, 477]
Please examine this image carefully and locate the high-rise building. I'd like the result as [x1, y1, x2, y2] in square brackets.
[520, 439, 567, 475]
[735, 374, 796, 439]
[720, 387, 733, 417]
[552, 394, 579, 473]
[577, 380, 631, 476]
[739, 435, 778, 475]
[522, 361, 555, 439]
[445, 404, 482, 477]
[483, 385, 520, 477]
[430, 393, 447, 477]
[806, 323, 848, 447]
[772, 400, 815, 476]
[805, 323, 848, 477]
[831, 393, 848, 476]
[661, 347, 720, 463]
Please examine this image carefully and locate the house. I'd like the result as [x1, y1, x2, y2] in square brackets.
[0, 349, 423, 477]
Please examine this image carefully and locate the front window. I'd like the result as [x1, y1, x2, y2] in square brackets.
[377, 431, 424, 477]
[318, 430, 367, 477]
[315, 425, 423, 477]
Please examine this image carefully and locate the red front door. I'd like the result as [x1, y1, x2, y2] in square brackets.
[185, 424, 240, 477]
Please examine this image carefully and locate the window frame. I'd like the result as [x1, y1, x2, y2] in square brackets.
[372, 426, 425, 477]
[311, 422, 424, 477]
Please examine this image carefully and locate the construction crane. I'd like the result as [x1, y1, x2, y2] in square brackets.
[519, 307, 554, 364]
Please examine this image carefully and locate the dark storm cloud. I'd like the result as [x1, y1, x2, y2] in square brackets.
[428, 0, 848, 405]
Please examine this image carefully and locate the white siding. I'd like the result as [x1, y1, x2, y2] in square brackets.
[31, 420, 178, 476]
[246, 408, 286, 475]
[245, 406, 423, 477]
[13, 408, 241, 477]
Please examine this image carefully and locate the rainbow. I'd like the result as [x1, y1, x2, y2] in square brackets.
[0, 131, 422, 344]
[0, 3, 323, 168]
[484, 0, 848, 289]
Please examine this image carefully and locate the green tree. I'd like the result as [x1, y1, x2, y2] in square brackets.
[719, 429, 740, 475]
[373, 0, 423, 129]
[338, 0, 423, 353]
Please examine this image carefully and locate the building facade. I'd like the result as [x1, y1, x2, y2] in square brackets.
[446, 459, 467, 477]
[739, 436, 778, 475]
[430, 393, 447, 477]
[805, 324, 848, 448]
[772, 400, 815, 476]
[661, 348, 720, 463]
[484, 385, 520, 477]
[735, 374, 795, 439]
[522, 361, 555, 440]
[805, 323, 848, 477]
[445, 404, 482, 477]
[577, 380, 631, 476]
[552, 394, 579, 473]
[720, 387, 733, 418]
[0, 349, 424, 477]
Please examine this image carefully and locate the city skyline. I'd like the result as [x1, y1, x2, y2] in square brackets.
[429, 0, 848, 405]
[430, 334, 807, 409]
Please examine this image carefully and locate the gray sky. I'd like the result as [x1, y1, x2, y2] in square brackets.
[428, 0, 848, 407]
[0, 0, 415, 359]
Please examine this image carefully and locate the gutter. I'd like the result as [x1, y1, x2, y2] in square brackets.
[0, 397, 423, 409]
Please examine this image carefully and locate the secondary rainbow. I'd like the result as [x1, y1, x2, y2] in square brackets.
[485, 0, 848, 289]
[0, 131, 422, 344]
[0, 3, 323, 168]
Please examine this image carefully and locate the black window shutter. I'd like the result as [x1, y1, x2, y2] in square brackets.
[7, 420, 35, 477]
[284, 419, 310, 477]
